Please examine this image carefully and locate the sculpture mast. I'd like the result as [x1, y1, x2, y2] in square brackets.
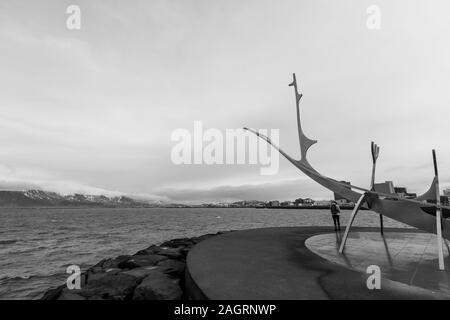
[288, 74, 317, 166]
[433, 150, 445, 270]
[370, 142, 383, 234]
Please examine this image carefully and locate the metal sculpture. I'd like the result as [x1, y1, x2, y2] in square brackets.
[370, 142, 384, 234]
[244, 73, 450, 270]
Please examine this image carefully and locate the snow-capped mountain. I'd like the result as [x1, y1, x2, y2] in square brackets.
[0, 190, 156, 208]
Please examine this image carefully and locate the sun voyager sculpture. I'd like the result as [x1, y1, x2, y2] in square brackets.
[244, 74, 450, 270]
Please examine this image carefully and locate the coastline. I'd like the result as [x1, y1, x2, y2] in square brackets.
[41, 231, 229, 300]
[0, 205, 355, 209]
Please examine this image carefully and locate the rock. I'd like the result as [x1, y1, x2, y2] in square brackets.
[41, 286, 63, 300]
[57, 289, 86, 300]
[191, 234, 216, 243]
[41, 231, 230, 300]
[93, 255, 131, 270]
[88, 266, 103, 274]
[132, 271, 182, 300]
[158, 232, 224, 248]
[137, 246, 185, 260]
[180, 247, 190, 257]
[160, 238, 195, 248]
[77, 272, 140, 300]
[118, 254, 168, 269]
[122, 266, 159, 280]
[92, 259, 107, 268]
[156, 259, 185, 278]
[135, 249, 149, 255]
[84, 268, 121, 285]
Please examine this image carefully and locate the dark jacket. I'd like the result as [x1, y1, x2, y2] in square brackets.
[330, 203, 340, 215]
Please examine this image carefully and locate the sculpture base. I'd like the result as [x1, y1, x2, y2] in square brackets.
[186, 227, 450, 299]
[305, 231, 450, 295]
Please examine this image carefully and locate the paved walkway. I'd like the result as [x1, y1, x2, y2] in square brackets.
[186, 227, 450, 299]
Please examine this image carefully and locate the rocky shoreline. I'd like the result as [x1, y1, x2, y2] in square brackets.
[41, 232, 227, 300]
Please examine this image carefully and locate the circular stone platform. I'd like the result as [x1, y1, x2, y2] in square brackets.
[186, 227, 450, 299]
[305, 231, 450, 295]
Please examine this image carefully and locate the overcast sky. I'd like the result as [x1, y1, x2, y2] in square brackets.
[1, 0, 450, 203]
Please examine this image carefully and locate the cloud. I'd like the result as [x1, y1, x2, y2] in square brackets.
[0, 163, 122, 196]
[0, 178, 121, 196]
[0, 163, 167, 201]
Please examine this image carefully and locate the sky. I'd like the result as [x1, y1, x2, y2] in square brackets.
[1, 0, 450, 203]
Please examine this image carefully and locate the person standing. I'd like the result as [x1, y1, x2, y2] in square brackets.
[330, 201, 341, 231]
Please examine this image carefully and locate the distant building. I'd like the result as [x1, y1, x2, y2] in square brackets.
[441, 195, 450, 206]
[334, 181, 351, 203]
[281, 201, 293, 207]
[394, 187, 408, 196]
[374, 181, 395, 194]
[444, 189, 450, 197]
[268, 200, 280, 207]
[294, 197, 314, 206]
[393, 186, 418, 199]
[315, 200, 331, 206]
[373, 182, 418, 198]
[335, 199, 350, 205]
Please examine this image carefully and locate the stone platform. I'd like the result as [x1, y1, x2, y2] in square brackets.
[186, 227, 450, 299]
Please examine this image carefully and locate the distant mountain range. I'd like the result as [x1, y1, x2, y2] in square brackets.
[0, 189, 257, 208]
[0, 189, 325, 209]
[0, 190, 159, 208]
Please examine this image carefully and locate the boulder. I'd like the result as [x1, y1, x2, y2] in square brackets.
[156, 259, 185, 278]
[159, 238, 195, 248]
[41, 286, 63, 300]
[136, 246, 185, 260]
[93, 255, 131, 270]
[180, 247, 190, 257]
[118, 254, 168, 269]
[77, 272, 140, 300]
[88, 266, 104, 273]
[133, 270, 182, 300]
[57, 289, 86, 300]
[191, 234, 216, 243]
[158, 232, 224, 248]
[41, 232, 232, 300]
[84, 268, 121, 285]
[122, 266, 159, 280]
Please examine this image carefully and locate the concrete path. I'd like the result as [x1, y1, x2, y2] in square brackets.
[186, 227, 450, 299]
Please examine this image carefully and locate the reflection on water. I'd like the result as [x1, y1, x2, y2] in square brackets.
[0, 207, 409, 299]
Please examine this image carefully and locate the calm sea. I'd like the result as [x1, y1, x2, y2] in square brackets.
[0, 207, 409, 299]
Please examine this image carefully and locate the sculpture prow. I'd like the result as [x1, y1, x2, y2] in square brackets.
[243, 127, 363, 204]
[244, 73, 364, 204]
